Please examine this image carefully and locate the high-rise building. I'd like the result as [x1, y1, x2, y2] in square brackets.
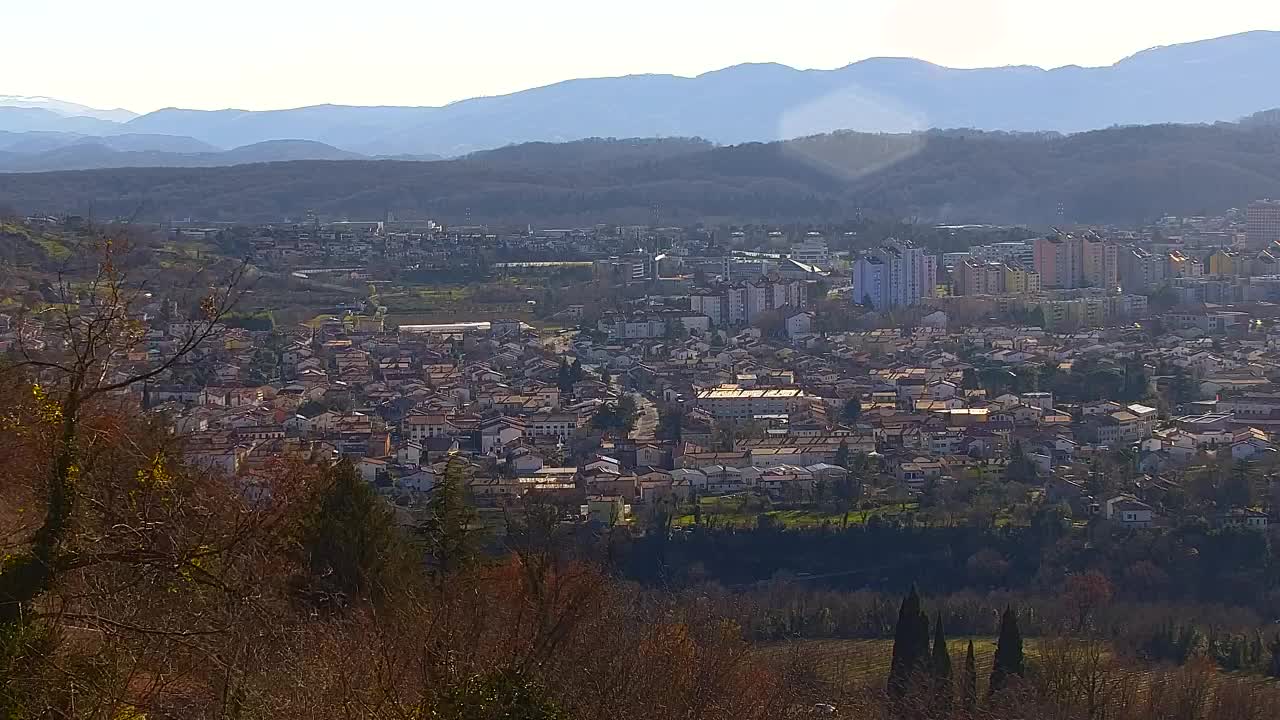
[1035, 232, 1119, 290]
[1003, 264, 1041, 295]
[1247, 199, 1280, 249]
[1118, 247, 1168, 292]
[852, 255, 887, 308]
[691, 278, 809, 326]
[953, 260, 1040, 296]
[1033, 234, 1080, 289]
[851, 239, 935, 309]
[1081, 234, 1119, 289]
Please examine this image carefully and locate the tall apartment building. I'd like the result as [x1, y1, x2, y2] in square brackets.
[954, 260, 1040, 296]
[1118, 247, 1168, 292]
[1082, 234, 1119, 289]
[690, 277, 808, 327]
[1247, 199, 1280, 249]
[851, 239, 936, 309]
[1003, 264, 1041, 294]
[1034, 234, 1080, 289]
[1034, 233, 1118, 289]
[1208, 249, 1246, 278]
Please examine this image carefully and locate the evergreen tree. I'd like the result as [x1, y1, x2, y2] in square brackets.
[419, 457, 480, 577]
[962, 639, 977, 713]
[888, 586, 930, 699]
[556, 357, 574, 394]
[843, 397, 862, 422]
[989, 606, 1025, 696]
[569, 357, 584, 382]
[833, 439, 850, 469]
[297, 459, 408, 607]
[1269, 633, 1280, 678]
[931, 612, 953, 713]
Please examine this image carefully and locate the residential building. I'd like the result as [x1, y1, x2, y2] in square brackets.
[1034, 234, 1082, 289]
[1118, 247, 1167, 292]
[694, 385, 808, 420]
[1082, 235, 1119, 289]
[1247, 199, 1280, 249]
[851, 239, 936, 309]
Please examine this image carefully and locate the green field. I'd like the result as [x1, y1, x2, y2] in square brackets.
[674, 496, 918, 528]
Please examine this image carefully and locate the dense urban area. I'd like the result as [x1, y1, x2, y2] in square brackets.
[9, 194, 1280, 717]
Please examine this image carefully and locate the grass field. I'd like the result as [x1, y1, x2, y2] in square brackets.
[762, 638, 1005, 695]
[762, 637, 1280, 705]
[673, 496, 918, 529]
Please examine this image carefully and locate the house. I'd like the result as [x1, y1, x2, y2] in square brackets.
[586, 495, 628, 525]
[1217, 507, 1269, 530]
[397, 440, 425, 467]
[1104, 495, 1155, 528]
[358, 457, 389, 484]
[785, 311, 814, 340]
[1231, 432, 1275, 461]
[398, 467, 435, 493]
[479, 417, 525, 455]
[507, 445, 545, 473]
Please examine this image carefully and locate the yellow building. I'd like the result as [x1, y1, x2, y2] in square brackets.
[1003, 265, 1041, 295]
[1209, 249, 1243, 277]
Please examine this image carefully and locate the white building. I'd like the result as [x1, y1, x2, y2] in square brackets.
[851, 239, 936, 310]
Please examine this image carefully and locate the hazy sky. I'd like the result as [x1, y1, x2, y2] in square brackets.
[9, 0, 1280, 113]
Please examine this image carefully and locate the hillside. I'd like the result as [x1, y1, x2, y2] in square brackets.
[2, 124, 1280, 225]
[0, 137, 427, 173]
[8, 31, 1280, 156]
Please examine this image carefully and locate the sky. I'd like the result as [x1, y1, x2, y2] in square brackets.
[8, 0, 1280, 114]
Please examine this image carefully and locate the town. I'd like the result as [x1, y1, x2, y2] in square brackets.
[8, 199, 1280, 541]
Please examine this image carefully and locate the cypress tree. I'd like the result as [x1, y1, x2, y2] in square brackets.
[1269, 633, 1280, 678]
[888, 586, 929, 699]
[418, 456, 479, 578]
[962, 639, 977, 712]
[931, 612, 953, 713]
[989, 606, 1025, 696]
[298, 458, 407, 607]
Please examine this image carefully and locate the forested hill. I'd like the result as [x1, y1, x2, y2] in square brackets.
[3, 123, 1280, 226]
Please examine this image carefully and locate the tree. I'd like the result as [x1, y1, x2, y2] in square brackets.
[962, 639, 978, 712]
[657, 403, 685, 442]
[989, 606, 1024, 697]
[0, 235, 250, 714]
[1005, 441, 1037, 483]
[1269, 634, 1280, 678]
[431, 670, 568, 720]
[0, 241, 246, 622]
[888, 586, 930, 700]
[1064, 570, 1113, 632]
[557, 357, 574, 394]
[833, 439, 850, 469]
[419, 457, 480, 577]
[298, 459, 409, 607]
[842, 397, 862, 422]
[930, 612, 953, 714]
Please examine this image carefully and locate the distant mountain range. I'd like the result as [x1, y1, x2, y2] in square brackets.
[4, 123, 1280, 226]
[0, 132, 440, 172]
[0, 95, 137, 123]
[5, 31, 1280, 160]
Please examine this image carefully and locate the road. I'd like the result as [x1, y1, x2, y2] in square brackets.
[629, 392, 658, 441]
